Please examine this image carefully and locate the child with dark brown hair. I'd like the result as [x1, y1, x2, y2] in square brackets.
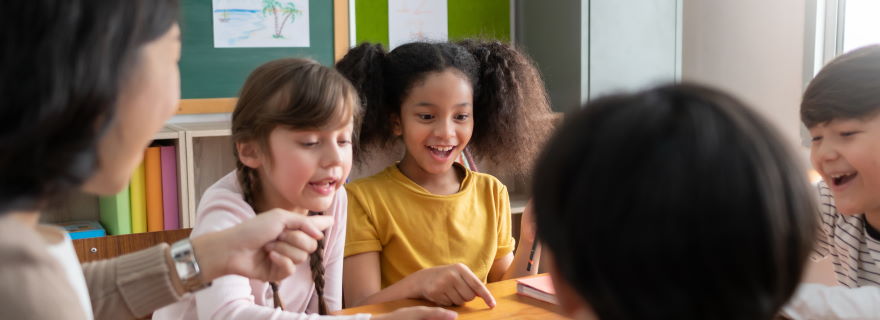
[336, 40, 554, 308]
[154, 58, 456, 320]
[782, 44, 880, 319]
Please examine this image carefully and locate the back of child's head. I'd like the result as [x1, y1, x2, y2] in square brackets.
[802, 45, 880, 127]
[230, 58, 359, 315]
[335, 39, 553, 175]
[532, 84, 818, 320]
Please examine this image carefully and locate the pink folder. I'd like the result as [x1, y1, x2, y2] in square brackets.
[516, 275, 557, 304]
[160, 145, 180, 230]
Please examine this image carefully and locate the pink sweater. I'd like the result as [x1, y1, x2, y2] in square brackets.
[153, 172, 369, 320]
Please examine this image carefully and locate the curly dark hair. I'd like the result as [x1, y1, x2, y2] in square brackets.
[0, 0, 179, 214]
[534, 84, 817, 319]
[335, 39, 553, 176]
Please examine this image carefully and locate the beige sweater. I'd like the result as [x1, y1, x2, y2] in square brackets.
[0, 217, 182, 319]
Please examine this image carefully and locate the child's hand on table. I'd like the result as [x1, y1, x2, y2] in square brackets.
[406, 263, 497, 308]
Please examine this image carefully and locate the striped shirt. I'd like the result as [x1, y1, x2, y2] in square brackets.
[814, 181, 880, 288]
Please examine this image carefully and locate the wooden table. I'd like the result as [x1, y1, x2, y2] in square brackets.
[334, 275, 570, 319]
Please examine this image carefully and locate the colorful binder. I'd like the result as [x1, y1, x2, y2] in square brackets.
[130, 156, 147, 233]
[98, 186, 131, 235]
[56, 220, 107, 240]
[160, 145, 180, 230]
[144, 146, 164, 232]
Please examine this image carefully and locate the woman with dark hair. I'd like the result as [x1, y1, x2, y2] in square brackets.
[0, 1, 339, 319]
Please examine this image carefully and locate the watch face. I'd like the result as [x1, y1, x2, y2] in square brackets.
[171, 239, 205, 291]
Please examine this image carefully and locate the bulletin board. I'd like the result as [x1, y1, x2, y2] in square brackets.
[353, 0, 511, 48]
[178, 0, 335, 100]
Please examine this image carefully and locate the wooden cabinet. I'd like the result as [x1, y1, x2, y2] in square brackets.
[73, 229, 191, 263]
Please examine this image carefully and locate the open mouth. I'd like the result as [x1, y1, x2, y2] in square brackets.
[426, 145, 456, 161]
[308, 178, 339, 196]
[830, 172, 857, 187]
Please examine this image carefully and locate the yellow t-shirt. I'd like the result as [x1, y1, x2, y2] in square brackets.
[345, 163, 515, 288]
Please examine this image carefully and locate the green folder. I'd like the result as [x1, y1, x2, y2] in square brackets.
[99, 186, 131, 235]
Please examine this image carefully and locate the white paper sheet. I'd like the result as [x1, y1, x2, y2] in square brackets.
[388, 0, 448, 49]
[212, 0, 310, 48]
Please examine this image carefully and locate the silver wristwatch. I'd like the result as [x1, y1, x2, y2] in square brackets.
[170, 239, 210, 292]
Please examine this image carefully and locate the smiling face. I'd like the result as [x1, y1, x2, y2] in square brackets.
[240, 118, 354, 214]
[809, 114, 880, 215]
[394, 69, 474, 177]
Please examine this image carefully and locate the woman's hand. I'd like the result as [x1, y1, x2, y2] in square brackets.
[192, 209, 334, 282]
[406, 263, 496, 308]
[372, 306, 458, 320]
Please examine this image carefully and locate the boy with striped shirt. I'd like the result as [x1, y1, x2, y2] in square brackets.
[783, 45, 880, 319]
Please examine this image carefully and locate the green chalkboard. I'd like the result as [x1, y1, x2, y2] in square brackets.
[354, 0, 510, 48]
[180, 0, 335, 99]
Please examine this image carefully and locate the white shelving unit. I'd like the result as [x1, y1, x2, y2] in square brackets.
[169, 121, 235, 226]
[44, 125, 189, 229]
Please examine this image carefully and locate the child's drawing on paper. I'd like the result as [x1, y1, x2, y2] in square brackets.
[388, 0, 448, 49]
[213, 0, 310, 48]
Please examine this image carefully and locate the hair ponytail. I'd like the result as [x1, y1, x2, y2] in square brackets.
[338, 40, 554, 177]
[336, 43, 390, 165]
[457, 39, 554, 176]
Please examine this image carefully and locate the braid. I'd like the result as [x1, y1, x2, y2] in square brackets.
[237, 161, 287, 309]
[235, 161, 261, 208]
[307, 211, 328, 315]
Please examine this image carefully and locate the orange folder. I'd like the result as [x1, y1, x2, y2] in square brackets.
[144, 146, 164, 232]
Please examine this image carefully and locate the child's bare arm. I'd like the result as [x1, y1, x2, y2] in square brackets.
[488, 253, 513, 282]
[343, 252, 383, 307]
[343, 252, 496, 308]
[501, 200, 542, 280]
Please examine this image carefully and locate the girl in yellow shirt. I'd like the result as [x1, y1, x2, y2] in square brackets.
[336, 40, 554, 308]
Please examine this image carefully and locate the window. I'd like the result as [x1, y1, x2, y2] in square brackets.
[841, 0, 880, 52]
[810, 0, 880, 70]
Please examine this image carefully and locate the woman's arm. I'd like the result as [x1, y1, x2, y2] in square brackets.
[83, 210, 333, 319]
[83, 244, 182, 319]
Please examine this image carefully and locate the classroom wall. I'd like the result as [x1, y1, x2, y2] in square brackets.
[682, 0, 810, 161]
[515, 0, 587, 113]
[588, 0, 681, 99]
[515, 0, 681, 112]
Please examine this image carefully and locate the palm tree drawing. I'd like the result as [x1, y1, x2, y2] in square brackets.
[262, 0, 302, 39]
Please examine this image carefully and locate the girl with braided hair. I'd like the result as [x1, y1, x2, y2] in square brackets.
[154, 59, 456, 320]
[338, 40, 554, 308]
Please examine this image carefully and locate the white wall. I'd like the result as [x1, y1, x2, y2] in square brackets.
[589, 0, 681, 98]
[515, 0, 586, 112]
[682, 0, 810, 162]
